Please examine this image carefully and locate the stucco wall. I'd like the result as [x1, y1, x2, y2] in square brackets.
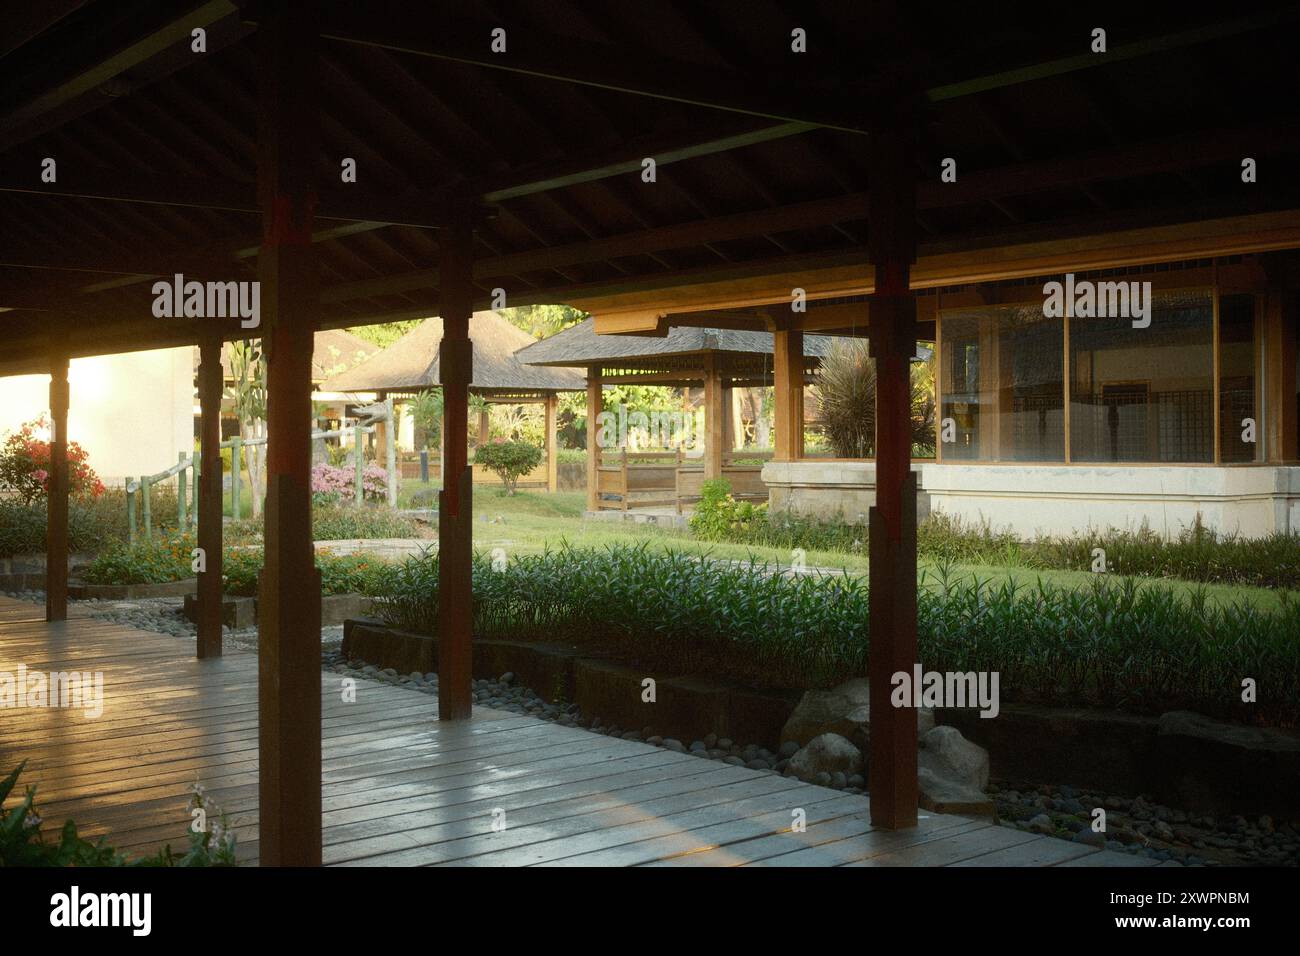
[761, 460, 1300, 539]
[0, 348, 195, 486]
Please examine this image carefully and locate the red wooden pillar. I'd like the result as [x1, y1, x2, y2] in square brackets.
[437, 215, 475, 720]
[45, 352, 70, 623]
[256, 2, 322, 866]
[196, 334, 224, 658]
[773, 328, 804, 461]
[867, 120, 920, 829]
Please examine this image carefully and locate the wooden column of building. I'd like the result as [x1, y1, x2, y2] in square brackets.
[256, 2, 322, 867]
[45, 352, 70, 623]
[773, 328, 804, 461]
[703, 352, 724, 479]
[866, 120, 920, 830]
[437, 215, 475, 721]
[586, 366, 602, 511]
[477, 406, 490, 447]
[1264, 288, 1297, 462]
[544, 392, 558, 493]
[196, 334, 224, 658]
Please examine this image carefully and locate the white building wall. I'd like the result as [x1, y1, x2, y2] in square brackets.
[0, 348, 194, 487]
[762, 460, 1300, 540]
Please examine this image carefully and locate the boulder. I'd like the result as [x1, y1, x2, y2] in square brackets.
[780, 678, 934, 748]
[786, 733, 863, 782]
[916, 726, 994, 816]
[919, 725, 990, 791]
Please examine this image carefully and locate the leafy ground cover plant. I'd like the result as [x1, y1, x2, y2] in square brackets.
[372, 542, 1300, 724]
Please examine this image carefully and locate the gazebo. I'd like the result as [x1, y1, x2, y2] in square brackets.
[517, 317, 834, 511]
[321, 312, 584, 491]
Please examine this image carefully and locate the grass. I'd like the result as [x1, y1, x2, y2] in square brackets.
[435, 485, 1288, 613]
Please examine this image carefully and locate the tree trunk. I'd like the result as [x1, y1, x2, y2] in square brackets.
[247, 417, 267, 518]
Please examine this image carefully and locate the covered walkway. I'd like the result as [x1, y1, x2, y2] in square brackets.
[0, 597, 1154, 867]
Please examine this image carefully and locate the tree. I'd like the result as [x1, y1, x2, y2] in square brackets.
[226, 340, 267, 517]
[474, 440, 543, 495]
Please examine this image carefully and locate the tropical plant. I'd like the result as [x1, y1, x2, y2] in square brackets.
[813, 340, 936, 458]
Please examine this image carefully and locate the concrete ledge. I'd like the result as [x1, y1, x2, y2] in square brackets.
[762, 460, 930, 522]
[942, 704, 1300, 819]
[67, 578, 197, 600]
[182, 592, 374, 630]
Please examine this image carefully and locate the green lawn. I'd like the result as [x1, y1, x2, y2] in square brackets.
[404, 482, 1288, 613]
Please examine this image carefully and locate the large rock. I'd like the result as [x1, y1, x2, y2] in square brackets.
[780, 678, 934, 748]
[916, 726, 993, 816]
[786, 733, 863, 782]
[919, 725, 990, 791]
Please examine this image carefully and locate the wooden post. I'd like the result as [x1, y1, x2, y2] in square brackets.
[438, 213, 475, 721]
[45, 352, 69, 623]
[477, 406, 490, 447]
[197, 335, 224, 659]
[703, 353, 724, 479]
[544, 393, 558, 493]
[774, 328, 804, 461]
[353, 424, 364, 503]
[177, 452, 188, 530]
[231, 436, 243, 520]
[256, 1, 322, 867]
[142, 477, 152, 539]
[1265, 289, 1297, 462]
[126, 478, 137, 544]
[385, 396, 397, 507]
[866, 119, 920, 830]
[586, 366, 602, 512]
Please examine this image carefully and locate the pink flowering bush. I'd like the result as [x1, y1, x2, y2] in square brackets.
[310, 462, 388, 504]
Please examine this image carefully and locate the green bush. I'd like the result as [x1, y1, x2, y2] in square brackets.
[688, 478, 767, 541]
[0, 489, 180, 558]
[371, 543, 1300, 724]
[473, 440, 544, 495]
[81, 532, 196, 585]
[221, 547, 390, 597]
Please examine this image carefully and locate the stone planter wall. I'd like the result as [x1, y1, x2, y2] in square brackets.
[183, 592, 374, 629]
[343, 618, 1300, 820]
[761, 460, 932, 522]
[67, 578, 198, 600]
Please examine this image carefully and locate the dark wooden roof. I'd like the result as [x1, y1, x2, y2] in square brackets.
[2, 2, 1299, 375]
[321, 312, 584, 393]
[517, 317, 836, 366]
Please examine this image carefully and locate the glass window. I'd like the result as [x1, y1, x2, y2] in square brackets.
[940, 305, 1064, 461]
[1219, 294, 1258, 463]
[1069, 290, 1214, 463]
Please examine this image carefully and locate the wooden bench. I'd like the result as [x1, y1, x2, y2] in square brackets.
[674, 449, 771, 514]
[594, 449, 679, 510]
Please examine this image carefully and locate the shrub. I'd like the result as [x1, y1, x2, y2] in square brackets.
[310, 462, 388, 504]
[370, 543, 1300, 724]
[81, 532, 196, 585]
[0, 416, 105, 504]
[688, 478, 767, 541]
[221, 547, 390, 597]
[474, 440, 543, 495]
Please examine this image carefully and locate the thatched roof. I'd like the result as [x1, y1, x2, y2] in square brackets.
[517, 318, 838, 367]
[200, 329, 376, 385]
[322, 312, 585, 394]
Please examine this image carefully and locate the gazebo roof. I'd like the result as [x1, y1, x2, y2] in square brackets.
[202, 329, 377, 385]
[517, 318, 837, 367]
[322, 312, 585, 394]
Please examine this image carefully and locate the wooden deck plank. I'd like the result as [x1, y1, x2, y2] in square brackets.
[0, 597, 1085, 867]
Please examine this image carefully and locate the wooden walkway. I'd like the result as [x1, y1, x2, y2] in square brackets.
[0, 597, 1159, 867]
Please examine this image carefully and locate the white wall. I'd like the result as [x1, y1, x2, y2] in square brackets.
[0, 348, 194, 486]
